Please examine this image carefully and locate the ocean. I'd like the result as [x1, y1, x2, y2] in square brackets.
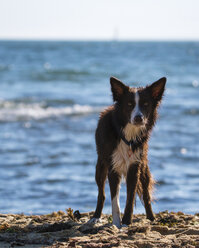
[0, 41, 198, 215]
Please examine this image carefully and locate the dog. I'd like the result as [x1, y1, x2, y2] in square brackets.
[89, 76, 166, 228]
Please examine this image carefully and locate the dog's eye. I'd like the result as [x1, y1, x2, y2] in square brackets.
[128, 102, 133, 106]
[144, 102, 148, 106]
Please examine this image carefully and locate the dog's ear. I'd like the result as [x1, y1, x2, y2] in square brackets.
[110, 77, 128, 102]
[148, 77, 166, 102]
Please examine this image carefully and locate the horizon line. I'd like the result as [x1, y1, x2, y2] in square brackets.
[0, 38, 199, 42]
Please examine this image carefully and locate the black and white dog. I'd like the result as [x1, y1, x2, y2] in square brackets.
[90, 77, 166, 228]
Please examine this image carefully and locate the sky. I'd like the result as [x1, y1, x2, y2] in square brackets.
[0, 0, 199, 40]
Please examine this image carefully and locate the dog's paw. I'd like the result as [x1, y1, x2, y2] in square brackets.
[147, 215, 155, 221]
[112, 219, 121, 229]
[117, 224, 128, 232]
[121, 224, 128, 228]
[88, 218, 101, 224]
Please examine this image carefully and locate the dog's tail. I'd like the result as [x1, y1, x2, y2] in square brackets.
[136, 173, 156, 205]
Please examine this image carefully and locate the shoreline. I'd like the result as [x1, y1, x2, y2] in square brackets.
[0, 210, 199, 247]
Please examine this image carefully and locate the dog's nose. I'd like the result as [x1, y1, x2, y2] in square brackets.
[134, 114, 144, 124]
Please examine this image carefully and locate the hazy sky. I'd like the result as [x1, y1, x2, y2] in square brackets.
[1, 0, 199, 40]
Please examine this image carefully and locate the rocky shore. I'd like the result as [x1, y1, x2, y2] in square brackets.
[0, 209, 199, 247]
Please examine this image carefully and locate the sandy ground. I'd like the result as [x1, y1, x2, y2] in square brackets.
[0, 210, 199, 248]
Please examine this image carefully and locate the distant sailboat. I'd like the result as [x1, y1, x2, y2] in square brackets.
[112, 27, 119, 41]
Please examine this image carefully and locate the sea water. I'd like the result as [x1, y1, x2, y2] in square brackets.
[0, 41, 198, 214]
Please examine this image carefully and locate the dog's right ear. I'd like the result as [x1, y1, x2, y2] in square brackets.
[110, 77, 128, 102]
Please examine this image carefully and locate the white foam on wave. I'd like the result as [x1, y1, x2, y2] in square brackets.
[0, 100, 102, 121]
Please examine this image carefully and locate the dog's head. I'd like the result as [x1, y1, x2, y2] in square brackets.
[110, 77, 166, 128]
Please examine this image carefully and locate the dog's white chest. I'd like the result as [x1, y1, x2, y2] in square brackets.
[111, 124, 143, 178]
[112, 140, 141, 177]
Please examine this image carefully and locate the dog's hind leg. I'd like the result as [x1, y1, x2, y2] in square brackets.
[122, 162, 140, 225]
[89, 158, 108, 223]
[108, 169, 121, 228]
[139, 164, 155, 221]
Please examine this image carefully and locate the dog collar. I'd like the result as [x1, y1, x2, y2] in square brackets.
[119, 130, 137, 151]
[112, 114, 147, 152]
[112, 115, 139, 152]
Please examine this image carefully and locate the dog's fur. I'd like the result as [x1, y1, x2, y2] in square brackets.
[90, 76, 166, 227]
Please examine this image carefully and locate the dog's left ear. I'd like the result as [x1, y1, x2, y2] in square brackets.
[148, 77, 167, 102]
[110, 77, 128, 102]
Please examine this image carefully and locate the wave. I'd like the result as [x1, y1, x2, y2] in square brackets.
[0, 100, 102, 122]
[0, 64, 10, 72]
[30, 68, 91, 82]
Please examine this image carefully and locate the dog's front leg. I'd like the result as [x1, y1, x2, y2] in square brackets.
[140, 164, 155, 221]
[122, 162, 140, 225]
[108, 169, 121, 228]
